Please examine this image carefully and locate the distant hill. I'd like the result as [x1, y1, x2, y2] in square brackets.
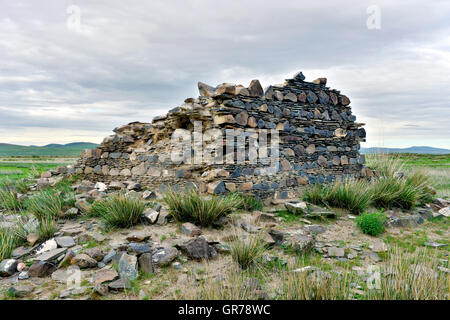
[0, 142, 99, 157]
[361, 146, 450, 155]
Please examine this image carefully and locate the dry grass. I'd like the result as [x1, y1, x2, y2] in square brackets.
[366, 247, 449, 300]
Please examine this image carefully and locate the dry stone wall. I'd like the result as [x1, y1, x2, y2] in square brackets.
[74, 71, 366, 200]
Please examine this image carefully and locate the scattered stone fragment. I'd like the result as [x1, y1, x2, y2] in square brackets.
[102, 249, 117, 264]
[126, 230, 151, 242]
[71, 253, 98, 269]
[370, 242, 388, 253]
[28, 261, 56, 277]
[108, 278, 131, 291]
[0, 259, 18, 277]
[303, 225, 326, 235]
[142, 190, 156, 200]
[327, 247, 345, 258]
[34, 248, 67, 262]
[118, 253, 138, 280]
[94, 267, 119, 284]
[127, 243, 152, 255]
[8, 285, 34, 297]
[285, 202, 307, 214]
[177, 237, 216, 260]
[152, 247, 178, 266]
[423, 241, 447, 248]
[138, 253, 154, 274]
[34, 238, 58, 255]
[181, 222, 202, 237]
[56, 236, 76, 248]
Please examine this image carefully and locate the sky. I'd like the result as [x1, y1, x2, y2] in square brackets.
[0, 0, 449, 148]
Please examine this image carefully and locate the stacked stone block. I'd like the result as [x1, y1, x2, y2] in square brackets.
[74, 71, 366, 200]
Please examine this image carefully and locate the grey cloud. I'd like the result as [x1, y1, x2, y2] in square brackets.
[0, 0, 449, 147]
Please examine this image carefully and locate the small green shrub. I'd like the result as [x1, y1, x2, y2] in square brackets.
[356, 212, 386, 236]
[229, 235, 265, 269]
[0, 228, 17, 261]
[94, 194, 145, 229]
[163, 189, 241, 227]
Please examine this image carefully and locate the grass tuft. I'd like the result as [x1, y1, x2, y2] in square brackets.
[0, 228, 17, 261]
[26, 189, 64, 221]
[233, 193, 264, 211]
[303, 179, 372, 214]
[163, 188, 241, 227]
[229, 235, 265, 270]
[92, 193, 145, 229]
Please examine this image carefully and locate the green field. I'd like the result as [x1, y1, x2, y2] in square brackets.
[0, 161, 76, 180]
[0, 142, 98, 157]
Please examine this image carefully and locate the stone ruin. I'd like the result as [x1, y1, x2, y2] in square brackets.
[74, 71, 366, 201]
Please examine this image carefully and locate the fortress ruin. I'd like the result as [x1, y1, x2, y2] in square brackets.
[74, 71, 366, 200]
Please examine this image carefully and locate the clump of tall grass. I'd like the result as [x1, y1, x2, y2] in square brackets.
[0, 188, 23, 213]
[369, 155, 434, 210]
[229, 235, 265, 270]
[26, 189, 64, 221]
[233, 193, 264, 211]
[163, 189, 241, 227]
[92, 193, 145, 229]
[280, 267, 354, 300]
[366, 247, 448, 300]
[14, 179, 29, 194]
[37, 216, 57, 241]
[0, 228, 17, 261]
[0, 179, 25, 212]
[303, 179, 372, 214]
[196, 269, 265, 300]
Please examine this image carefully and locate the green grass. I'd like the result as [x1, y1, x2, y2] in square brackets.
[26, 189, 64, 221]
[356, 211, 387, 236]
[233, 193, 264, 211]
[0, 163, 66, 180]
[365, 247, 448, 300]
[163, 188, 241, 227]
[0, 188, 23, 212]
[303, 154, 437, 213]
[91, 194, 146, 229]
[0, 142, 99, 157]
[37, 217, 58, 241]
[229, 235, 266, 270]
[367, 153, 449, 198]
[0, 228, 17, 261]
[303, 179, 372, 214]
[369, 155, 435, 209]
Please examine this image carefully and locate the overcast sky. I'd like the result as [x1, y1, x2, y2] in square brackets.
[0, 0, 449, 148]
